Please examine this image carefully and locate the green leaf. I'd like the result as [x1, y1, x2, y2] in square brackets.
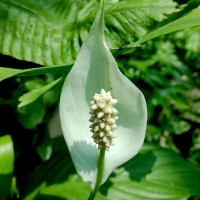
[104, 0, 179, 48]
[129, 6, 200, 46]
[18, 77, 62, 107]
[0, 65, 72, 82]
[18, 99, 46, 129]
[36, 132, 53, 161]
[60, 0, 147, 189]
[105, 144, 200, 199]
[22, 143, 200, 200]
[0, 135, 14, 200]
[0, 0, 178, 65]
[174, 26, 200, 59]
[18, 77, 63, 129]
[21, 150, 91, 200]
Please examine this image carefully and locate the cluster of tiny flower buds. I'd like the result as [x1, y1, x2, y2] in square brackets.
[89, 89, 119, 151]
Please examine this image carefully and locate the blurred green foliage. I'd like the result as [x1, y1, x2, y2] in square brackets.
[117, 26, 200, 161]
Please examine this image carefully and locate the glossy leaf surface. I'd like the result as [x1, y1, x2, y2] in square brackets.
[0, 135, 14, 200]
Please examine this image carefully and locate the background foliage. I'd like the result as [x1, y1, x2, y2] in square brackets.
[0, 0, 200, 199]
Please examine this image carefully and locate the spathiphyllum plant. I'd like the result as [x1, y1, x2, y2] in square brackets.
[59, 0, 147, 199]
[2, 0, 200, 199]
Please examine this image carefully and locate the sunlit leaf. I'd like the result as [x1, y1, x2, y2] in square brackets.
[0, 0, 179, 65]
[0, 135, 14, 200]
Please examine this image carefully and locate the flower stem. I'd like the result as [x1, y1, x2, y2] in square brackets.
[88, 149, 105, 200]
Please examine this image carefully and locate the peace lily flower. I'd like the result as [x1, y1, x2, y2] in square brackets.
[89, 88, 119, 152]
[59, 0, 147, 198]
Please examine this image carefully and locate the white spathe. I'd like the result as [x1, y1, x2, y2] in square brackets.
[59, 0, 147, 189]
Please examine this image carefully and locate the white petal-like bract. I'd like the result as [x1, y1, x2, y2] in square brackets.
[59, 0, 147, 189]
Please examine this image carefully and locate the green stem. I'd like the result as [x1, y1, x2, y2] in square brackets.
[88, 149, 105, 200]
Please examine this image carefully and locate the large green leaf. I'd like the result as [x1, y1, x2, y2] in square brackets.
[0, 135, 14, 200]
[0, 0, 178, 65]
[21, 143, 200, 200]
[129, 5, 200, 46]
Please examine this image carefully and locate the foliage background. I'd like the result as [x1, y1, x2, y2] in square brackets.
[0, 0, 200, 199]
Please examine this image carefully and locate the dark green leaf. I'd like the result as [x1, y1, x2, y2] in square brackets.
[17, 100, 46, 130]
[36, 132, 52, 161]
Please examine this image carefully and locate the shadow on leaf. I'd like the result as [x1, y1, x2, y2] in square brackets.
[70, 140, 98, 173]
[0, 174, 13, 200]
[123, 150, 156, 181]
[21, 148, 76, 198]
[99, 150, 156, 196]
